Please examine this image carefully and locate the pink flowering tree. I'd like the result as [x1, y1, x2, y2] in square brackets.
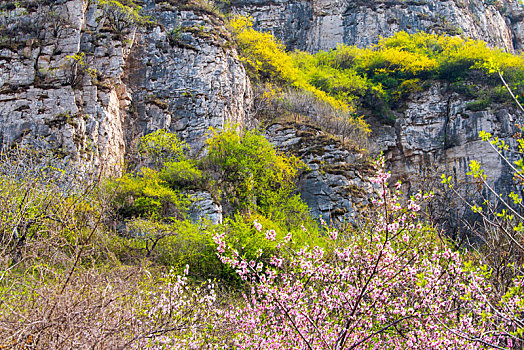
[133, 157, 524, 348]
[131, 266, 231, 349]
[213, 156, 524, 349]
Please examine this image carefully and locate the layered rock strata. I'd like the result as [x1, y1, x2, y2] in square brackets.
[266, 122, 375, 225]
[0, 0, 252, 173]
[373, 81, 521, 225]
[232, 0, 524, 53]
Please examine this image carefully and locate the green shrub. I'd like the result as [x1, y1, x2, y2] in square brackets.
[231, 27, 524, 119]
[110, 167, 191, 220]
[139, 129, 187, 167]
[204, 125, 305, 215]
[160, 160, 203, 189]
[97, 0, 148, 33]
[110, 131, 205, 221]
[229, 16, 349, 111]
[466, 98, 490, 111]
[120, 212, 322, 283]
[488, 85, 511, 103]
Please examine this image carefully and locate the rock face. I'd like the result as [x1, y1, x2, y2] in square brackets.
[126, 1, 253, 156]
[187, 190, 223, 224]
[0, 0, 134, 174]
[265, 122, 375, 225]
[0, 0, 252, 173]
[232, 0, 523, 53]
[373, 81, 521, 222]
[1, 0, 522, 227]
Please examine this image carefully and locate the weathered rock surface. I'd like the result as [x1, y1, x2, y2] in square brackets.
[126, 1, 253, 156]
[265, 122, 375, 225]
[187, 190, 223, 224]
[0, 0, 252, 173]
[372, 81, 520, 217]
[1, 0, 522, 227]
[0, 0, 129, 174]
[232, 0, 523, 53]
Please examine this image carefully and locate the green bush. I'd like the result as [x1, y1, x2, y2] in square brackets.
[139, 129, 187, 167]
[229, 16, 349, 111]
[466, 98, 490, 111]
[204, 125, 306, 216]
[106, 126, 321, 282]
[98, 0, 148, 33]
[110, 130, 204, 220]
[119, 211, 323, 283]
[160, 160, 203, 189]
[110, 167, 191, 220]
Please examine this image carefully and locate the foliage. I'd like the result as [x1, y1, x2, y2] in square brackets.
[204, 125, 306, 217]
[138, 129, 187, 167]
[110, 167, 191, 220]
[230, 17, 523, 141]
[118, 212, 321, 283]
[466, 98, 491, 111]
[97, 0, 148, 33]
[4, 145, 524, 347]
[439, 67, 524, 344]
[110, 130, 198, 220]
[121, 217, 218, 271]
[229, 15, 349, 111]
[109, 127, 319, 281]
[65, 52, 99, 87]
[234, 20, 524, 110]
[160, 159, 203, 189]
[297, 32, 524, 114]
[0, 147, 147, 348]
[203, 157, 524, 349]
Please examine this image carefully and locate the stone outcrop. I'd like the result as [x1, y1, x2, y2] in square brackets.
[0, 0, 252, 173]
[0, 0, 129, 174]
[125, 1, 253, 156]
[232, 0, 523, 53]
[372, 81, 521, 221]
[1, 0, 522, 227]
[187, 190, 223, 224]
[265, 122, 375, 225]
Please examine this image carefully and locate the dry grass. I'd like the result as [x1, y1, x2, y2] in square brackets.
[254, 85, 370, 149]
[0, 146, 234, 349]
[0, 266, 151, 349]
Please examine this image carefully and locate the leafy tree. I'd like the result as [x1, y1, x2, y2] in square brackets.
[204, 125, 306, 219]
[110, 130, 195, 220]
[138, 129, 187, 167]
[97, 0, 148, 33]
[208, 158, 524, 349]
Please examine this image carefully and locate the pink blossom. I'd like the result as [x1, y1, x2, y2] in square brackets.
[265, 229, 277, 241]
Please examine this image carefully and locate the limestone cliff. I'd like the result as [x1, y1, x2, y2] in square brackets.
[125, 1, 252, 156]
[265, 122, 375, 224]
[374, 82, 518, 188]
[0, 0, 252, 174]
[1, 0, 523, 226]
[231, 0, 524, 53]
[371, 81, 521, 225]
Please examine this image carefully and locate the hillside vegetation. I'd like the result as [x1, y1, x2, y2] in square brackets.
[3, 133, 524, 348]
[231, 16, 524, 131]
[2, 2, 524, 348]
